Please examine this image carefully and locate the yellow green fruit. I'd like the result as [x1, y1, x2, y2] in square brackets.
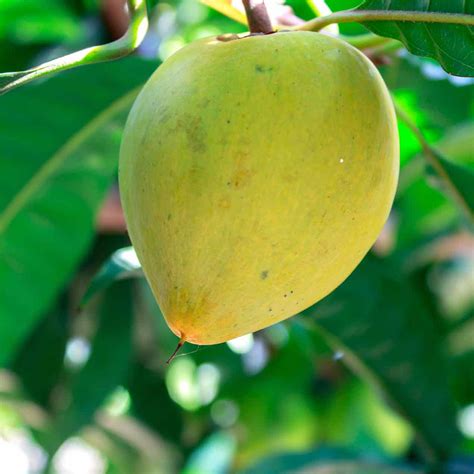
[119, 31, 399, 345]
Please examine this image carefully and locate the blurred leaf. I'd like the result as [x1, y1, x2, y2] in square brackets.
[0, 0, 81, 43]
[453, 349, 474, 406]
[428, 153, 474, 222]
[395, 98, 474, 224]
[395, 165, 456, 250]
[81, 246, 143, 309]
[126, 360, 184, 443]
[357, 0, 474, 77]
[10, 300, 68, 408]
[303, 256, 460, 462]
[46, 280, 134, 450]
[317, 379, 413, 457]
[437, 123, 474, 165]
[200, 0, 247, 25]
[95, 413, 178, 474]
[182, 431, 236, 474]
[227, 331, 320, 466]
[446, 458, 474, 474]
[383, 56, 474, 131]
[0, 57, 157, 367]
[241, 446, 421, 474]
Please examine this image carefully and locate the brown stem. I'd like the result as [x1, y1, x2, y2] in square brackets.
[241, 0, 274, 34]
[166, 338, 185, 364]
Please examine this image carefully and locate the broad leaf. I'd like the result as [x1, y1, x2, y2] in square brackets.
[357, 0, 474, 77]
[303, 256, 460, 462]
[10, 301, 68, 408]
[0, 57, 157, 366]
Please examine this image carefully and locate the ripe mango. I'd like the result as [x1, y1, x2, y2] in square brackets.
[119, 31, 399, 345]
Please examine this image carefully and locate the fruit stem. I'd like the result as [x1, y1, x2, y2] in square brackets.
[241, 0, 274, 34]
[166, 337, 185, 364]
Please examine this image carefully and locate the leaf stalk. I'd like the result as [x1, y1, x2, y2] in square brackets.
[0, 0, 148, 96]
[297, 9, 474, 32]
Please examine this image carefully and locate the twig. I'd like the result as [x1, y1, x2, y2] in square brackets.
[0, 0, 148, 96]
[297, 9, 474, 32]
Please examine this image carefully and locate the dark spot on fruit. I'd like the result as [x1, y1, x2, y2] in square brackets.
[174, 286, 178, 290]
[167, 213, 172, 220]
[227, 119, 231, 124]
[284, 294, 287, 298]
[269, 308, 272, 312]
[176, 115, 206, 154]
[261, 270, 269, 280]
[255, 65, 274, 73]
[290, 290, 294, 294]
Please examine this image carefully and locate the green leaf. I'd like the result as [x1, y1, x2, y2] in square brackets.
[429, 151, 474, 221]
[126, 360, 184, 444]
[0, 57, 157, 367]
[45, 280, 134, 451]
[241, 447, 421, 474]
[81, 246, 143, 309]
[302, 256, 460, 462]
[357, 0, 474, 77]
[393, 98, 474, 228]
[0, 0, 82, 43]
[383, 57, 474, 134]
[182, 432, 237, 474]
[453, 349, 474, 405]
[9, 301, 68, 408]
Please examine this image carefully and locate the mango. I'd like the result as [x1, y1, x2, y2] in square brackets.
[119, 31, 399, 345]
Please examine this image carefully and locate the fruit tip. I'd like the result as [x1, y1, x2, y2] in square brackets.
[166, 337, 185, 365]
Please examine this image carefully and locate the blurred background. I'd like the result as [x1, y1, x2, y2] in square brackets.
[0, 0, 473, 473]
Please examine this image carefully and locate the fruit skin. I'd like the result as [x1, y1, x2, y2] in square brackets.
[119, 31, 399, 345]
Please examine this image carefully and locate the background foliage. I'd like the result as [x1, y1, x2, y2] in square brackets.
[0, 0, 473, 473]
